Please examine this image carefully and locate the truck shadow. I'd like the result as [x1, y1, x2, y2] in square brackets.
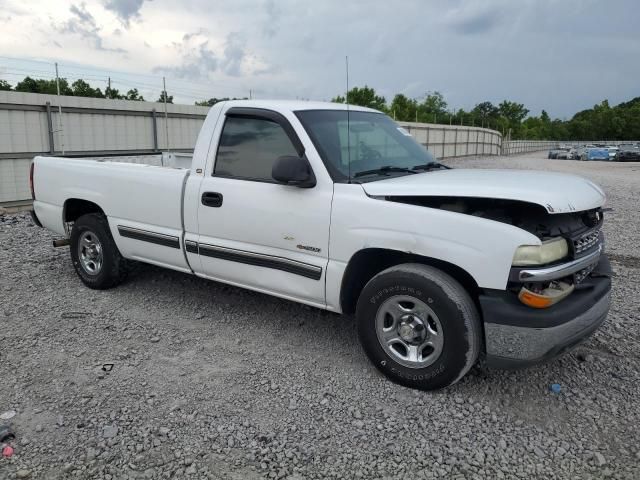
[125, 262, 597, 399]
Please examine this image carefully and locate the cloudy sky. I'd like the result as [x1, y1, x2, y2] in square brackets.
[0, 0, 638, 118]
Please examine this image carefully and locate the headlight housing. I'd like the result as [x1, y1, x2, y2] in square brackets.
[512, 237, 569, 266]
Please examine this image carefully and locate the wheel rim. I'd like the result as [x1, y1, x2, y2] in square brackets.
[375, 295, 444, 369]
[78, 231, 103, 275]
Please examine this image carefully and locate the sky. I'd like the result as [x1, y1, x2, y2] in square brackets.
[0, 0, 638, 118]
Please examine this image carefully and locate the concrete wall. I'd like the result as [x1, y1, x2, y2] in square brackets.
[397, 122, 502, 158]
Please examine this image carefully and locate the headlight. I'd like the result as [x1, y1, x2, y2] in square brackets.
[512, 237, 569, 266]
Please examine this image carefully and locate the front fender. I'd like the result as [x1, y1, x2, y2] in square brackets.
[329, 185, 540, 291]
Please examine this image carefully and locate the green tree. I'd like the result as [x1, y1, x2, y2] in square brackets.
[195, 97, 249, 106]
[72, 79, 104, 98]
[497, 100, 529, 136]
[388, 94, 418, 121]
[0, 79, 12, 91]
[157, 90, 173, 104]
[195, 97, 230, 107]
[332, 85, 386, 111]
[471, 101, 500, 128]
[417, 91, 448, 122]
[15, 76, 73, 95]
[498, 100, 529, 123]
[125, 88, 145, 101]
[105, 86, 124, 99]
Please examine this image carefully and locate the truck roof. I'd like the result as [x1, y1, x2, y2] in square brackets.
[218, 99, 381, 114]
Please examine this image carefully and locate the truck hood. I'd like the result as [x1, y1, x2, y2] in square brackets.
[360, 169, 606, 214]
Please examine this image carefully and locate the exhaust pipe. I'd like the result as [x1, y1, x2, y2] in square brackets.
[52, 238, 70, 248]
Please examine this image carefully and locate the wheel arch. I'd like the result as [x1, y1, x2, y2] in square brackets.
[339, 248, 481, 315]
[63, 198, 106, 226]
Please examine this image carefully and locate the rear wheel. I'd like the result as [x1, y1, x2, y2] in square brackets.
[70, 213, 130, 289]
[356, 264, 481, 390]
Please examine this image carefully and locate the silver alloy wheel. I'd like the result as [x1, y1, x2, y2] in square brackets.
[375, 295, 444, 369]
[78, 230, 103, 275]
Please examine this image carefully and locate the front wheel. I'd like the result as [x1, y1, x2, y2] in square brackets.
[356, 264, 481, 390]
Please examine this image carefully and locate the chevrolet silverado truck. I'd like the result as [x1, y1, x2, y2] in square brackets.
[30, 100, 611, 390]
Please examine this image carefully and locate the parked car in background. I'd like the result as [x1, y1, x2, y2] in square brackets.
[616, 145, 640, 162]
[556, 148, 576, 160]
[548, 148, 562, 159]
[569, 147, 580, 159]
[605, 147, 619, 160]
[618, 144, 638, 151]
[582, 148, 611, 161]
[548, 147, 570, 159]
[575, 146, 588, 159]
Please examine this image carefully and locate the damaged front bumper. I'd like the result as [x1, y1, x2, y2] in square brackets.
[481, 254, 612, 369]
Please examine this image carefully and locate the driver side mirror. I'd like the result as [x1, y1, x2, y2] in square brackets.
[272, 155, 316, 188]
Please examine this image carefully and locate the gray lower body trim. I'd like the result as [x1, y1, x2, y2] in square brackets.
[117, 226, 180, 249]
[484, 291, 611, 368]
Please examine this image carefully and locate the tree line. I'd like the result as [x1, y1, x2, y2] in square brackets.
[332, 86, 640, 141]
[0, 76, 153, 102]
[0, 76, 246, 107]
[1, 76, 638, 140]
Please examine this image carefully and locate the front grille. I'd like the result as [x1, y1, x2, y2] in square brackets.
[573, 228, 600, 255]
[574, 261, 597, 284]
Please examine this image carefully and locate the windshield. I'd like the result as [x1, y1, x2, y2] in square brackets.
[295, 110, 437, 182]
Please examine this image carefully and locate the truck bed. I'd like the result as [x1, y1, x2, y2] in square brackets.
[33, 155, 190, 246]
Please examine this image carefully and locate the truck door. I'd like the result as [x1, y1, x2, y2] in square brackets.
[193, 107, 332, 307]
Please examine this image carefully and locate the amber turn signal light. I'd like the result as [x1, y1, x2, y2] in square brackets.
[518, 281, 575, 309]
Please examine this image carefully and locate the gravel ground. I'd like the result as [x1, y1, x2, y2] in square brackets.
[1, 153, 639, 480]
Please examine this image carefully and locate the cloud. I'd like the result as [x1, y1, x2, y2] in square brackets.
[221, 33, 246, 77]
[102, 0, 147, 27]
[263, 0, 281, 38]
[153, 32, 218, 79]
[3, 0, 640, 117]
[54, 2, 126, 53]
[153, 31, 254, 79]
[442, 2, 509, 35]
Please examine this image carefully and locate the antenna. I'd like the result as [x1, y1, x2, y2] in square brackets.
[345, 56, 351, 184]
[54, 62, 65, 155]
[163, 76, 170, 153]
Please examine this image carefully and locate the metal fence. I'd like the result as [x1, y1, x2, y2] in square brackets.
[502, 140, 559, 155]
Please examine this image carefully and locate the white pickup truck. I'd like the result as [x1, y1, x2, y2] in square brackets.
[30, 100, 611, 390]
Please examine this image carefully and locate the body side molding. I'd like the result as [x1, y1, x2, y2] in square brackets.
[117, 225, 181, 249]
[197, 243, 322, 280]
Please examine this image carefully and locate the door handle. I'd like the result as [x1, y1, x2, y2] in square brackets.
[201, 192, 223, 208]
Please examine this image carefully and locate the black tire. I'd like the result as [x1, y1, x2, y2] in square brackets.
[356, 264, 481, 391]
[70, 213, 130, 289]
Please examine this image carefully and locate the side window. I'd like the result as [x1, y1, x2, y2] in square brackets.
[214, 116, 299, 181]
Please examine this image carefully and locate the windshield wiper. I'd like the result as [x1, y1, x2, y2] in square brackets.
[411, 162, 450, 171]
[353, 166, 418, 178]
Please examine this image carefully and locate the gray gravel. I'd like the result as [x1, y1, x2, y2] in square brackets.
[1, 153, 639, 479]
